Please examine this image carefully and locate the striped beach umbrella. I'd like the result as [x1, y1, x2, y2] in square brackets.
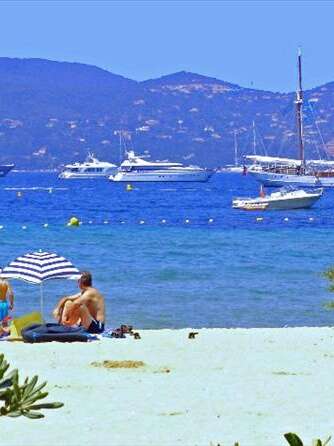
[0, 251, 81, 316]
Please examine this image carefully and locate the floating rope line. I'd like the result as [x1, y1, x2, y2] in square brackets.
[0, 216, 327, 230]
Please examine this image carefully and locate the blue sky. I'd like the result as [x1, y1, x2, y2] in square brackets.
[0, 0, 333, 92]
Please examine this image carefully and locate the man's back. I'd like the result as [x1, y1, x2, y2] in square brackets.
[83, 287, 105, 322]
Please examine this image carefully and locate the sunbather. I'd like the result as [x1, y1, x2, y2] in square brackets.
[53, 271, 105, 334]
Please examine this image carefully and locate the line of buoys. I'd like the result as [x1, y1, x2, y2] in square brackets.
[0, 217, 322, 230]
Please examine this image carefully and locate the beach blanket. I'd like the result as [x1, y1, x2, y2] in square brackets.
[22, 323, 95, 343]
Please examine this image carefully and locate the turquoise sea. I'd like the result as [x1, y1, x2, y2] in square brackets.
[1, 172, 334, 328]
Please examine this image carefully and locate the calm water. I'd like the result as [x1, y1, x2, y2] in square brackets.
[1, 171, 334, 328]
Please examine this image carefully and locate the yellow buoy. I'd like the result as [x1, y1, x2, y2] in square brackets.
[67, 217, 80, 227]
[126, 184, 133, 191]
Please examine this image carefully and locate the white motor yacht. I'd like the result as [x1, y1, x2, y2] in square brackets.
[59, 153, 117, 179]
[110, 151, 213, 182]
[232, 186, 323, 210]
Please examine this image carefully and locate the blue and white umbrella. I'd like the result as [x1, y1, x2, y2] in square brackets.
[0, 251, 81, 316]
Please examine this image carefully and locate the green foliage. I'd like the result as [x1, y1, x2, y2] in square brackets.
[323, 301, 334, 310]
[0, 353, 63, 419]
[284, 433, 331, 446]
[285, 433, 304, 446]
[323, 268, 334, 292]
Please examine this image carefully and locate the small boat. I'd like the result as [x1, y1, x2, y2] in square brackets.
[59, 153, 117, 179]
[232, 186, 323, 210]
[110, 150, 213, 182]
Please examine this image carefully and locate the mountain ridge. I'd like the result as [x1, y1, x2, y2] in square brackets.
[0, 57, 331, 168]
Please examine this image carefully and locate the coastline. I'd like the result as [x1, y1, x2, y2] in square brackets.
[1, 327, 334, 446]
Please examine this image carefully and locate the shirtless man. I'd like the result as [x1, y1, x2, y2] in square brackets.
[0, 279, 14, 322]
[53, 271, 105, 334]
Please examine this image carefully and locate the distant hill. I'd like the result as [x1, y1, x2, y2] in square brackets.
[0, 57, 332, 168]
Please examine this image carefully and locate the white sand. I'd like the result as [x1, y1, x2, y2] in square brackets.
[1, 327, 334, 446]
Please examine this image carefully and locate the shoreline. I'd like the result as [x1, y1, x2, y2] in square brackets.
[1, 327, 334, 445]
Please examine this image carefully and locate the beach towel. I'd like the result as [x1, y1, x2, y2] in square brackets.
[102, 325, 134, 339]
[10, 312, 43, 338]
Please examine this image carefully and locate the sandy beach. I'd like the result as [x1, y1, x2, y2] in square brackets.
[1, 327, 334, 446]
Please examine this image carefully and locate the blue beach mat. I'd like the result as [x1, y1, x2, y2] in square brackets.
[21, 323, 95, 343]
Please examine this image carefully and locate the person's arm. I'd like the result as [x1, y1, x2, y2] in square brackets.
[70, 292, 90, 310]
[6, 282, 14, 311]
[52, 293, 81, 319]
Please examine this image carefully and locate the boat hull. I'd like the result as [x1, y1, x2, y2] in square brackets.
[0, 164, 14, 177]
[249, 171, 334, 187]
[110, 170, 212, 182]
[59, 172, 114, 179]
[265, 195, 320, 210]
[233, 189, 323, 210]
[220, 166, 244, 173]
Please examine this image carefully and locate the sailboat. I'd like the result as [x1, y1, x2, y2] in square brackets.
[222, 131, 244, 173]
[249, 50, 334, 187]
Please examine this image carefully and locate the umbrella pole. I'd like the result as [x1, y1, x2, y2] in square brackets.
[40, 284, 44, 318]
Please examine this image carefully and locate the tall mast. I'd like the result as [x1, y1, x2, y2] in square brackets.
[296, 48, 304, 169]
[252, 120, 256, 155]
[234, 130, 238, 166]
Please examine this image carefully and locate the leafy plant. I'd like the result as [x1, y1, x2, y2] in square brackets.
[323, 268, 334, 293]
[0, 353, 63, 419]
[284, 432, 331, 446]
[323, 300, 334, 310]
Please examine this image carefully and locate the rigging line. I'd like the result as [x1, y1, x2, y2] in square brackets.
[254, 122, 268, 156]
[280, 111, 295, 158]
[275, 100, 295, 158]
[307, 100, 330, 160]
[237, 127, 251, 160]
